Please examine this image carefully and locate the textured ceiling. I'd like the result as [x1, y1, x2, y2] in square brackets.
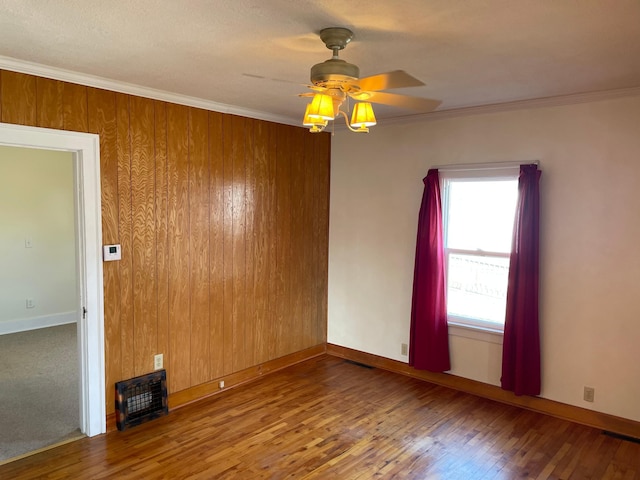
[0, 0, 639, 125]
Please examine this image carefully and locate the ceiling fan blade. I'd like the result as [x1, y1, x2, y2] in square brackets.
[362, 92, 441, 112]
[241, 73, 305, 86]
[357, 70, 425, 92]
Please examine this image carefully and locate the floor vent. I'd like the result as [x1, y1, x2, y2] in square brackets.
[345, 359, 374, 369]
[115, 370, 168, 431]
[603, 431, 640, 444]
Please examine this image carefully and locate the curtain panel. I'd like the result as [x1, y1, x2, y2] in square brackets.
[409, 169, 451, 372]
[501, 164, 542, 396]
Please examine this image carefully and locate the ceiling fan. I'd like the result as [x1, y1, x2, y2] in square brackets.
[301, 27, 441, 133]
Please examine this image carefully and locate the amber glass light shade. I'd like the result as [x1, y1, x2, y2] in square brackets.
[350, 102, 377, 128]
[307, 94, 335, 120]
[302, 103, 328, 132]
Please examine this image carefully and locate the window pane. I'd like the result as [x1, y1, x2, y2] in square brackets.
[447, 253, 510, 325]
[447, 180, 518, 253]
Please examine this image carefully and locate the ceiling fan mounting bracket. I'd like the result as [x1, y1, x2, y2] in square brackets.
[319, 27, 354, 51]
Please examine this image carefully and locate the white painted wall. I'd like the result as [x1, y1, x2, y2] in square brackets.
[328, 95, 640, 423]
[0, 145, 77, 332]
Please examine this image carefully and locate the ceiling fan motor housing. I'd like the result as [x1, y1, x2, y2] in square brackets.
[310, 58, 360, 86]
[311, 27, 360, 88]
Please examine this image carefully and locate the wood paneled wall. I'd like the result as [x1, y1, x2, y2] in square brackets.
[0, 70, 330, 414]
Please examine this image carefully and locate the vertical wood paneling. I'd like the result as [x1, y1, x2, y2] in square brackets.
[302, 132, 316, 347]
[290, 128, 306, 353]
[63, 83, 88, 133]
[222, 115, 234, 376]
[189, 108, 210, 385]
[253, 119, 269, 364]
[87, 87, 120, 413]
[307, 133, 317, 346]
[317, 133, 331, 343]
[275, 124, 293, 357]
[35, 79, 89, 133]
[1, 71, 36, 125]
[231, 115, 247, 372]
[130, 96, 157, 376]
[0, 70, 331, 413]
[36, 77, 64, 129]
[309, 133, 322, 346]
[116, 93, 135, 382]
[167, 103, 191, 393]
[266, 122, 278, 360]
[300, 129, 314, 347]
[155, 101, 170, 378]
[244, 118, 256, 369]
[209, 111, 225, 379]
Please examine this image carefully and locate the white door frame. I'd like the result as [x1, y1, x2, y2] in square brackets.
[0, 122, 106, 437]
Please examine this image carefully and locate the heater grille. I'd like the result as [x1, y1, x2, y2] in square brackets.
[115, 369, 168, 431]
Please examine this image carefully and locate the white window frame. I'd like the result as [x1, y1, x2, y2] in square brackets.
[439, 164, 521, 334]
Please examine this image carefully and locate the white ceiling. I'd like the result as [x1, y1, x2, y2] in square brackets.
[1, 0, 639, 126]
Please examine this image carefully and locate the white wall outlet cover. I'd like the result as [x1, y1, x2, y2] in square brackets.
[154, 354, 163, 370]
[103, 244, 122, 261]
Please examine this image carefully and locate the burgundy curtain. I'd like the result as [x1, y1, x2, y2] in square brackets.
[409, 169, 450, 372]
[501, 164, 541, 396]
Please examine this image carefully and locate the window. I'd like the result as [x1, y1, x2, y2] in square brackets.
[441, 168, 519, 332]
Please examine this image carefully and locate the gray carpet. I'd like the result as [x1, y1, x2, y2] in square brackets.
[0, 323, 82, 463]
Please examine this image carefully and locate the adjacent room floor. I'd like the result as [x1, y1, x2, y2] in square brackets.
[0, 324, 82, 463]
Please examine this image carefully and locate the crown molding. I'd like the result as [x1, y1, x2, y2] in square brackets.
[4, 55, 639, 131]
[378, 86, 640, 127]
[0, 55, 299, 127]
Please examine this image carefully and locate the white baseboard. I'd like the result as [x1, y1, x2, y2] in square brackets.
[0, 311, 77, 335]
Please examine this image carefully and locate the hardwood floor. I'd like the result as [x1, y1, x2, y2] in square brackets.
[2, 355, 639, 479]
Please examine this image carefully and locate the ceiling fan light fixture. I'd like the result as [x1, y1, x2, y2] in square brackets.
[307, 93, 335, 120]
[302, 100, 376, 134]
[350, 102, 377, 129]
[303, 103, 328, 132]
[299, 27, 440, 134]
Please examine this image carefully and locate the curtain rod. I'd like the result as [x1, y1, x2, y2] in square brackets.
[432, 160, 539, 172]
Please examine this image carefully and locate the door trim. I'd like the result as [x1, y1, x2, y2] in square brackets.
[0, 122, 105, 437]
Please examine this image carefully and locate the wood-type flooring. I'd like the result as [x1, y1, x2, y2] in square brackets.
[2, 355, 639, 479]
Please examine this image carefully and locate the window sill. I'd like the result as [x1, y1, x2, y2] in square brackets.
[447, 321, 504, 345]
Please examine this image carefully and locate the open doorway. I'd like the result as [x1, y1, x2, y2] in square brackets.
[0, 123, 105, 462]
[0, 145, 81, 461]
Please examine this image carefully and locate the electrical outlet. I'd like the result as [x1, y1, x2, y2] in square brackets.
[219, 380, 225, 389]
[401, 343, 408, 356]
[26, 298, 35, 309]
[583, 386, 595, 403]
[154, 354, 163, 370]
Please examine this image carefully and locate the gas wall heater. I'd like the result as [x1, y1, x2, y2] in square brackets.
[115, 369, 168, 431]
